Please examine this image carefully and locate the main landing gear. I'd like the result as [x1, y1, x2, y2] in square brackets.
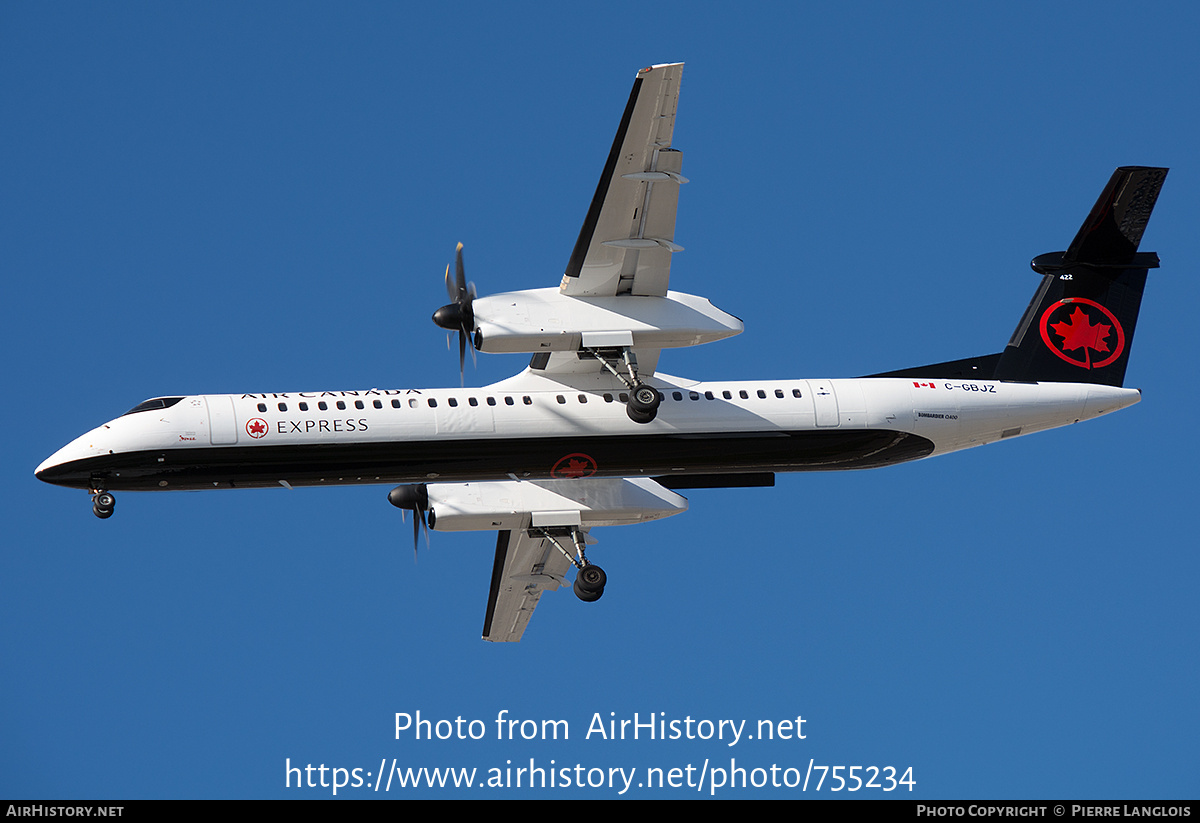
[626, 382, 661, 424]
[532, 524, 607, 602]
[574, 564, 607, 602]
[91, 491, 115, 519]
[581, 345, 661, 424]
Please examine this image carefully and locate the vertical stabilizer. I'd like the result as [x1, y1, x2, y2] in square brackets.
[994, 167, 1167, 387]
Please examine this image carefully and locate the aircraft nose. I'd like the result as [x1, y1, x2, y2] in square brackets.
[34, 455, 53, 480]
[35, 444, 81, 486]
[35, 427, 113, 489]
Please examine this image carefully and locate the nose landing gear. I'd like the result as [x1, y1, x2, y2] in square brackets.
[91, 491, 115, 519]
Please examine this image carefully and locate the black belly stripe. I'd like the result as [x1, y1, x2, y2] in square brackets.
[36, 429, 935, 491]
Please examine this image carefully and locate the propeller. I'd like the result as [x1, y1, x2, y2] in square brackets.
[431, 242, 477, 384]
[387, 484, 430, 560]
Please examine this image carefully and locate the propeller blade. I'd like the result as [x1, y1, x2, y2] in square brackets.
[455, 242, 466, 297]
[458, 328, 466, 386]
[432, 243, 477, 382]
[412, 506, 420, 560]
[388, 484, 430, 563]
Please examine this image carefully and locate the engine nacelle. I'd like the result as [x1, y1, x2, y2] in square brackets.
[424, 478, 688, 533]
[471, 288, 741, 355]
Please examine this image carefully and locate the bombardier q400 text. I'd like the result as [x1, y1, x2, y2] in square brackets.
[37, 64, 1168, 642]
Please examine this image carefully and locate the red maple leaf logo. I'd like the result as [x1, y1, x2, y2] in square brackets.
[1039, 298, 1125, 370]
[246, 418, 268, 438]
[561, 459, 590, 478]
[1050, 307, 1111, 362]
[551, 452, 597, 478]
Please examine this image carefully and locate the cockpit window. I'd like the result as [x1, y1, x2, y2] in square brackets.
[122, 397, 185, 416]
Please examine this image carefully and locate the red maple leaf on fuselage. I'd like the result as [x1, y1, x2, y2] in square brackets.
[561, 459, 590, 478]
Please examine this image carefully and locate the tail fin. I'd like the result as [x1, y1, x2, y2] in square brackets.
[993, 167, 1167, 387]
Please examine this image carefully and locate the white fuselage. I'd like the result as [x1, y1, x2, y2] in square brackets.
[35, 376, 1140, 493]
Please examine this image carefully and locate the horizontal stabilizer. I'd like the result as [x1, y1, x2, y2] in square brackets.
[1059, 166, 1167, 268]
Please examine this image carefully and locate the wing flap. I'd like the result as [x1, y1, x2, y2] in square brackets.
[482, 527, 575, 642]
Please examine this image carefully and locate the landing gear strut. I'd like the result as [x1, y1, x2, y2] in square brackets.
[582, 345, 661, 424]
[92, 491, 115, 519]
[532, 524, 608, 602]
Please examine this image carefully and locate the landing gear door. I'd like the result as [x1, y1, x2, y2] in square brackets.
[205, 396, 239, 445]
[807, 380, 840, 427]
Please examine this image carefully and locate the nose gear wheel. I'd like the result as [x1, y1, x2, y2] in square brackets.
[91, 491, 115, 519]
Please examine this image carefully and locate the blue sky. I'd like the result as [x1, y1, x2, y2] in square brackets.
[4, 1, 1198, 799]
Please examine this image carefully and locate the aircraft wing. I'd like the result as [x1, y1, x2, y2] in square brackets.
[524, 63, 687, 380]
[459, 476, 686, 641]
[481, 526, 577, 642]
[560, 62, 685, 300]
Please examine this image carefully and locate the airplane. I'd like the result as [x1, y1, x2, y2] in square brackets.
[35, 63, 1167, 642]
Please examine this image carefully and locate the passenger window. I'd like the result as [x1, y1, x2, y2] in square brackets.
[775, 389, 784, 399]
[468, 397, 478, 406]
[739, 390, 749, 399]
[428, 399, 437, 408]
[337, 401, 346, 410]
[523, 396, 532, 405]
[673, 391, 683, 401]
[704, 391, 714, 400]
[722, 390, 732, 400]
[319, 401, 328, 411]
[299, 402, 309, 411]
[409, 399, 418, 408]
[448, 398, 458, 407]
[278, 403, 288, 411]
[578, 394, 587, 404]
[505, 397, 515, 406]
[373, 400, 383, 409]
[355, 400, 365, 410]
[603, 394, 614, 403]
[556, 395, 566, 404]
[619, 393, 628, 403]
[690, 392, 700, 401]
[392, 399, 401, 408]
[486, 397, 496, 406]
[793, 389, 802, 398]
[757, 390, 766, 399]
[258, 403, 267, 412]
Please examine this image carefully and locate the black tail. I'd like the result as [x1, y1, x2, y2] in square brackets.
[993, 167, 1167, 386]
